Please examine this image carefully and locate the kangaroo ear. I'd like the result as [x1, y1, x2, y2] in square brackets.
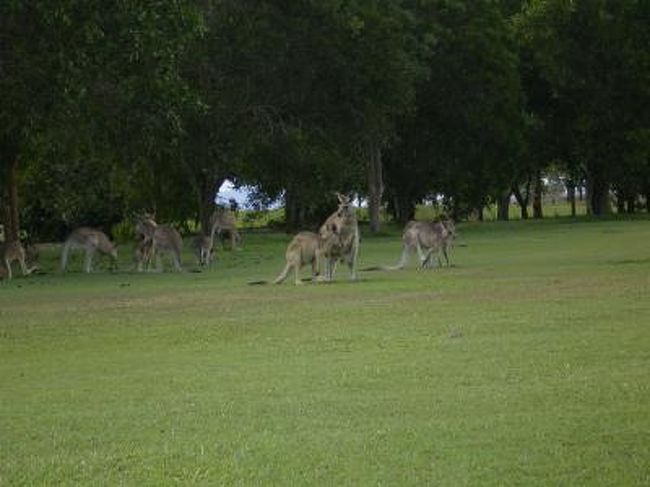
[337, 192, 350, 204]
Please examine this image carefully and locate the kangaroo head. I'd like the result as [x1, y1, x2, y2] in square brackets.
[441, 218, 456, 239]
[209, 210, 222, 228]
[335, 193, 354, 219]
[135, 217, 157, 238]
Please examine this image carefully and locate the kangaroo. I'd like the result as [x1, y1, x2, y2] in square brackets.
[1, 240, 37, 280]
[132, 215, 154, 271]
[273, 231, 322, 285]
[420, 219, 456, 268]
[61, 227, 118, 273]
[190, 234, 213, 267]
[318, 193, 359, 281]
[248, 194, 358, 286]
[211, 206, 241, 250]
[370, 219, 455, 271]
[132, 233, 154, 271]
[190, 217, 220, 267]
[135, 217, 183, 271]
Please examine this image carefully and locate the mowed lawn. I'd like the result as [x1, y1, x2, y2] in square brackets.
[1, 218, 649, 485]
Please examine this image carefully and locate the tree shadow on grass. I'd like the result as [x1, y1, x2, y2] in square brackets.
[609, 258, 650, 265]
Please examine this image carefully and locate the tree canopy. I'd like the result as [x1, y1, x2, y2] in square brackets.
[1, 0, 648, 241]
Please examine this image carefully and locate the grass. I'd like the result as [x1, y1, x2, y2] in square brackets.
[1, 216, 649, 485]
[414, 199, 589, 221]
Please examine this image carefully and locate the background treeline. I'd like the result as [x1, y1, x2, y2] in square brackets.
[1, 0, 648, 242]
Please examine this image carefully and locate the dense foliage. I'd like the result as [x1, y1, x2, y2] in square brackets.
[1, 0, 648, 239]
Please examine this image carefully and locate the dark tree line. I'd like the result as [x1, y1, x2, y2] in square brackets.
[1, 0, 648, 241]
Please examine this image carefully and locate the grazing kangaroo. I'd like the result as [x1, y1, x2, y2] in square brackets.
[61, 227, 118, 273]
[211, 207, 241, 250]
[135, 217, 183, 271]
[420, 219, 456, 268]
[273, 231, 322, 285]
[380, 219, 455, 271]
[318, 193, 359, 281]
[1, 240, 37, 280]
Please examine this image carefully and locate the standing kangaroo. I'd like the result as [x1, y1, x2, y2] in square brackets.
[318, 193, 360, 281]
[190, 214, 221, 267]
[61, 227, 118, 273]
[1, 240, 37, 280]
[211, 207, 241, 250]
[135, 217, 183, 271]
[249, 194, 358, 286]
[132, 233, 154, 272]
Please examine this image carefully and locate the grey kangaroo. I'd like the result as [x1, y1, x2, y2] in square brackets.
[318, 193, 360, 281]
[135, 216, 183, 272]
[61, 227, 118, 273]
[2, 240, 37, 280]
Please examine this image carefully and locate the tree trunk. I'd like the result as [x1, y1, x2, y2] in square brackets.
[532, 172, 543, 219]
[284, 188, 295, 230]
[198, 188, 214, 235]
[476, 206, 484, 221]
[389, 196, 400, 223]
[195, 172, 224, 235]
[586, 170, 610, 216]
[284, 185, 303, 231]
[402, 200, 415, 225]
[566, 180, 576, 217]
[496, 191, 510, 221]
[3, 158, 20, 242]
[366, 142, 384, 233]
[616, 191, 626, 214]
[512, 186, 529, 219]
[626, 195, 636, 214]
[392, 195, 415, 226]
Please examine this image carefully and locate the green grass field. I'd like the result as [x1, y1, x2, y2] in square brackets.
[1, 217, 649, 485]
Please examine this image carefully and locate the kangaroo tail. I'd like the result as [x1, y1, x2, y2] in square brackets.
[360, 263, 405, 272]
[386, 264, 405, 271]
[362, 246, 409, 272]
[60, 241, 71, 271]
[248, 280, 269, 285]
[360, 265, 394, 272]
[272, 262, 292, 284]
[360, 265, 382, 271]
[391, 245, 410, 270]
[173, 252, 183, 271]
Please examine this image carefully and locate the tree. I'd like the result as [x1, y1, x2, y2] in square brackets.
[517, 0, 650, 215]
[385, 0, 524, 220]
[335, 1, 428, 232]
[223, 1, 427, 231]
[1, 1, 202, 239]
